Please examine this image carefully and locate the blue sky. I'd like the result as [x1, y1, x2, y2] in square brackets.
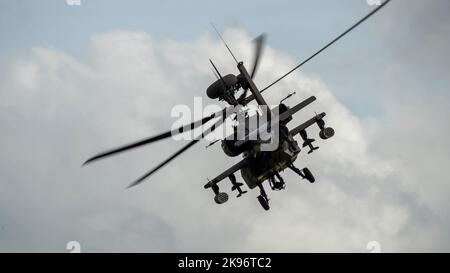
[0, 0, 395, 116]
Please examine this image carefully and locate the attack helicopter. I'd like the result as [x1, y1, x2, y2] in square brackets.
[83, 1, 391, 210]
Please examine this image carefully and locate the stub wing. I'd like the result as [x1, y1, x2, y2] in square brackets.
[289, 112, 326, 136]
[204, 159, 247, 189]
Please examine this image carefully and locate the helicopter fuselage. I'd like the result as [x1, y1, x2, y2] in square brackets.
[240, 125, 301, 189]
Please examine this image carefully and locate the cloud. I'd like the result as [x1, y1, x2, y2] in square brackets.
[0, 26, 449, 252]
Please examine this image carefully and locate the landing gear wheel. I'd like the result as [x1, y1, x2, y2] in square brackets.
[214, 192, 229, 204]
[303, 168, 315, 183]
[257, 195, 270, 211]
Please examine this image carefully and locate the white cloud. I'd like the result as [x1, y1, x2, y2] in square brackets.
[0, 28, 449, 252]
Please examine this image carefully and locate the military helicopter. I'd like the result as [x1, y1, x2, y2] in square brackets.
[83, 1, 391, 210]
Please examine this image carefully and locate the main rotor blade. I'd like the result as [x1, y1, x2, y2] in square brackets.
[126, 111, 231, 188]
[126, 139, 200, 189]
[250, 34, 266, 79]
[243, 0, 391, 104]
[83, 108, 228, 165]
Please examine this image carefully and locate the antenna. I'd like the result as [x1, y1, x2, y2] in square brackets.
[205, 139, 220, 149]
[210, 66, 220, 80]
[280, 92, 297, 104]
[209, 59, 228, 89]
[210, 22, 239, 64]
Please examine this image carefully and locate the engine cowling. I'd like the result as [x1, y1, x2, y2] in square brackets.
[206, 74, 238, 99]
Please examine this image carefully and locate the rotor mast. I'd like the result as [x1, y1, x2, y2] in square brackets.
[237, 62, 267, 106]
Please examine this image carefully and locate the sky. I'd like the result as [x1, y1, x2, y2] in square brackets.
[0, 0, 449, 252]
